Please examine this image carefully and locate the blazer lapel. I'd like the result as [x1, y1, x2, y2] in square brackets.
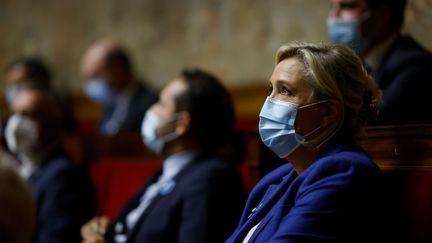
[118, 170, 162, 220]
[126, 192, 165, 242]
[233, 169, 297, 242]
[110, 170, 162, 241]
[125, 157, 199, 242]
[247, 213, 274, 243]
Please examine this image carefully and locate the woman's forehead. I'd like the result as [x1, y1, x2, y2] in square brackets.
[271, 58, 308, 87]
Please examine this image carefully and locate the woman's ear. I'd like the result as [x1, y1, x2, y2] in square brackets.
[321, 100, 342, 128]
[175, 112, 191, 136]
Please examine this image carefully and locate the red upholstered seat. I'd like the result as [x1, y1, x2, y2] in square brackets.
[88, 160, 162, 220]
[397, 170, 432, 243]
[88, 159, 255, 220]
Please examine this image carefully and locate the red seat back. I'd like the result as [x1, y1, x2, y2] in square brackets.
[88, 159, 162, 220]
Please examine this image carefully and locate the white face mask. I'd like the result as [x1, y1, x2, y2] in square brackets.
[5, 114, 39, 155]
[141, 110, 181, 155]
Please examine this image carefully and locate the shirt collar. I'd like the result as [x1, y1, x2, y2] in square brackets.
[113, 82, 138, 104]
[161, 150, 196, 182]
[18, 154, 42, 179]
[364, 34, 398, 73]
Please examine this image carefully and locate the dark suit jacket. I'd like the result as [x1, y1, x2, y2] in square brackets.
[28, 151, 96, 243]
[106, 156, 245, 243]
[372, 35, 432, 125]
[226, 138, 387, 243]
[101, 82, 157, 133]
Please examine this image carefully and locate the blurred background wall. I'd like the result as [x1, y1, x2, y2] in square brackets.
[1, 0, 431, 119]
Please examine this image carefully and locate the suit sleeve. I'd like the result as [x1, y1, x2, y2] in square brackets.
[178, 166, 245, 243]
[36, 167, 95, 243]
[266, 160, 381, 243]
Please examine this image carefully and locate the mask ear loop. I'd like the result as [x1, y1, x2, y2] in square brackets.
[297, 100, 329, 143]
[298, 100, 328, 109]
[302, 125, 322, 139]
[302, 99, 343, 149]
[158, 111, 187, 148]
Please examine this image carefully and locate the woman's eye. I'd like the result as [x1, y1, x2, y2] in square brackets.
[280, 86, 292, 96]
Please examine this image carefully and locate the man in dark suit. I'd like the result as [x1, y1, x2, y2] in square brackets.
[4, 85, 96, 243]
[80, 38, 157, 134]
[327, 0, 432, 125]
[81, 69, 245, 243]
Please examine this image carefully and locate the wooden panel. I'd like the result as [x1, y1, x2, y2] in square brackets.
[356, 125, 432, 169]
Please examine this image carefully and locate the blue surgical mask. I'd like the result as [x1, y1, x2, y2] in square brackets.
[141, 110, 181, 155]
[5, 86, 19, 106]
[327, 16, 367, 54]
[259, 97, 326, 158]
[84, 79, 115, 106]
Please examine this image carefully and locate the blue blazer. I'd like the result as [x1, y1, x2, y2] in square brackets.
[372, 35, 432, 125]
[106, 156, 245, 243]
[28, 152, 96, 243]
[226, 139, 386, 243]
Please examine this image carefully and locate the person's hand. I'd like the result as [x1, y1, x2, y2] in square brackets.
[81, 216, 110, 243]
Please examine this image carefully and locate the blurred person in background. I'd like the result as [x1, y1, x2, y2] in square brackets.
[2, 56, 76, 132]
[4, 84, 96, 243]
[80, 38, 157, 135]
[3, 57, 51, 106]
[1, 57, 52, 136]
[327, 0, 432, 125]
[81, 68, 245, 243]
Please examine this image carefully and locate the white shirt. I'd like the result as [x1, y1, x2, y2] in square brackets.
[17, 152, 46, 180]
[242, 222, 261, 243]
[102, 83, 137, 135]
[114, 151, 196, 243]
[18, 157, 38, 179]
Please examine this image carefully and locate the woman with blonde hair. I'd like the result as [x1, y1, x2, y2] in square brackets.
[226, 42, 386, 242]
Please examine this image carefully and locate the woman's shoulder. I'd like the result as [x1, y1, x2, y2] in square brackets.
[303, 144, 382, 185]
[319, 144, 378, 169]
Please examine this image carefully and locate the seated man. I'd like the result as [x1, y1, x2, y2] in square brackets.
[80, 38, 157, 134]
[2, 56, 76, 132]
[81, 69, 245, 243]
[327, 0, 432, 124]
[4, 84, 96, 243]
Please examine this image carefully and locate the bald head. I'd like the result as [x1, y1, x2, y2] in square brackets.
[80, 38, 119, 78]
[81, 38, 133, 92]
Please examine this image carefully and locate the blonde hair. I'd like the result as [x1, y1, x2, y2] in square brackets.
[276, 41, 379, 147]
